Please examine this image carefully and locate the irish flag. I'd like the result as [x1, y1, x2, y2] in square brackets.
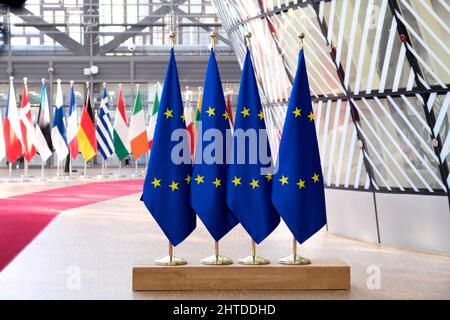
[113, 85, 130, 161]
[129, 85, 149, 159]
[192, 87, 202, 157]
[146, 90, 159, 150]
[19, 78, 36, 161]
[4, 76, 23, 164]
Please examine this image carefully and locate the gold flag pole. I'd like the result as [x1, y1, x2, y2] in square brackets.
[237, 31, 270, 266]
[279, 33, 311, 266]
[200, 31, 233, 266]
[155, 31, 187, 267]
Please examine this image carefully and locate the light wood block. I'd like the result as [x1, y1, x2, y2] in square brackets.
[132, 259, 350, 291]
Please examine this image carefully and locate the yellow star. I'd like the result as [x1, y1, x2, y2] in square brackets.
[194, 174, 205, 185]
[249, 179, 260, 189]
[241, 107, 250, 118]
[231, 176, 241, 187]
[265, 173, 273, 182]
[206, 106, 215, 117]
[257, 110, 264, 120]
[222, 111, 229, 120]
[279, 175, 289, 186]
[297, 179, 306, 189]
[151, 177, 161, 188]
[185, 174, 191, 185]
[180, 114, 186, 122]
[312, 173, 320, 183]
[293, 107, 302, 118]
[212, 178, 222, 188]
[169, 181, 179, 191]
[164, 108, 173, 119]
[308, 111, 315, 122]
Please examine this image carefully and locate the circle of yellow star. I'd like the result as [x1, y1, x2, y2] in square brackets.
[181, 114, 186, 122]
[185, 174, 191, 185]
[249, 179, 260, 189]
[212, 178, 222, 188]
[151, 177, 161, 188]
[241, 107, 250, 118]
[194, 174, 205, 185]
[312, 173, 320, 183]
[257, 110, 264, 120]
[297, 179, 306, 189]
[293, 107, 302, 118]
[231, 176, 241, 187]
[222, 111, 229, 120]
[308, 111, 315, 122]
[279, 175, 289, 186]
[164, 108, 173, 119]
[169, 181, 179, 191]
[265, 173, 273, 182]
[206, 106, 215, 117]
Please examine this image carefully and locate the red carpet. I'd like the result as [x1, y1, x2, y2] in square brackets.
[0, 180, 143, 271]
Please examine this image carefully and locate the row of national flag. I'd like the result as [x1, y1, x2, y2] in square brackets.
[142, 46, 326, 248]
[0, 78, 228, 166]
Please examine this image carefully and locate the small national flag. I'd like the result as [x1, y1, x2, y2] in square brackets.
[184, 90, 196, 158]
[113, 85, 130, 161]
[142, 48, 196, 246]
[225, 91, 234, 126]
[226, 49, 280, 244]
[193, 88, 202, 158]
[129, 86, 149, 160]
[77, 86, 97, 161]
[51, 80, 69, 161]
[67, 81, 79, 160]
[0, 104, 5, 162]
[96, 85, 115, 159]
[4, 77, 23, 164]
[272, 49, 327, 244]
[19, 78, 36, 161]
[34, 80, 53, 161]
[191, 49, 239, 241]
[147, 90, 159, 150]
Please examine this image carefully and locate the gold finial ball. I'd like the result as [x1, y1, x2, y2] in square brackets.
[299, 33, 305, 40]
[210, 31, 217, 39]
[245, 31, 252, 39]
[169, 31, 175, 39]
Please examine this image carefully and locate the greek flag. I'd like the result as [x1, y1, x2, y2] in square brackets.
[96, 85, 115, 159]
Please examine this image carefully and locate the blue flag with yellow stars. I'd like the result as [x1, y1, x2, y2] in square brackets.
[190, 49, 239, 241]
[226, 48, 280, 244]
[142, 48, 196, 246]
[272, 49, 327, 244]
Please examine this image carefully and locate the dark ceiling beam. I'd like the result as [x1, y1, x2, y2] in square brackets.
[96, 0, 188, 55]
[9, 7, 87, 55]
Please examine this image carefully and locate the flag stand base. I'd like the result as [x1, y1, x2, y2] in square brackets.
[155, 256, 187, 266]
[201, 255, 233, 265]
[279, 254, 311, 265]
[238, 255, 270, 265]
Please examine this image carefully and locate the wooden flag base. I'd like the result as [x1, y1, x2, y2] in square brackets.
[132, 259, 350, 291]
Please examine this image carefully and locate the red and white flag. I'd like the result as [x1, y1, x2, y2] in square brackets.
[3, 77, 23, 163]
[184, 89, 196, 158]
[19, 77, 37, 161]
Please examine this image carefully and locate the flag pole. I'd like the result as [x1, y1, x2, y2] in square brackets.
[8, 162, 12, 180]
[41, 160, 45, 178]
[154, 31, 187, 267]
[279, 33, 311, 266]
[200, 32, 233, 266]
[237, 31, 270, 266]
[83, 160, 87, 177]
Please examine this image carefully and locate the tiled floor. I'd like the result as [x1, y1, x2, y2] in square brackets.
[0, 178, 449, 299]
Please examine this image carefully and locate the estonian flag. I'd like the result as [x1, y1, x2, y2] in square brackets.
[191, 49, 239, 242]
[226, 48, 280, 244]
[272, 49, 327, 244]
[141, 48, 196, 246]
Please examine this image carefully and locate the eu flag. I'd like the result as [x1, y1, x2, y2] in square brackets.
[226, 49, 280, 244]
[191, 49, 239, 241]
[272, 49, 327, 244]
[142, 49, 196, 246]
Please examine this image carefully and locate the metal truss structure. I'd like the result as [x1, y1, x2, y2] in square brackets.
[212, 0, 449, 205]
